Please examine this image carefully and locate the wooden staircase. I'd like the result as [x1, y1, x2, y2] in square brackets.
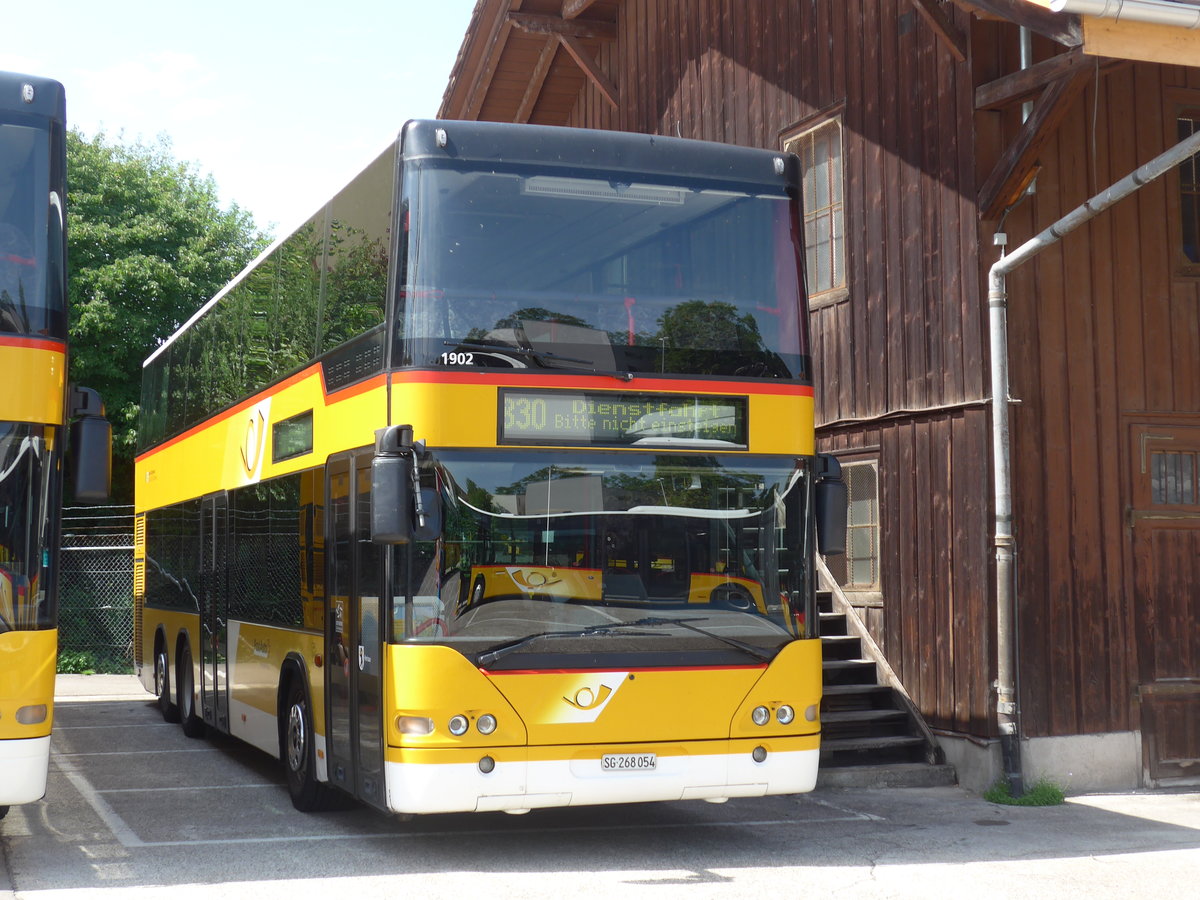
[815, 586, 957, 788]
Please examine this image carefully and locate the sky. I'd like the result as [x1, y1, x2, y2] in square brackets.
[3, 0, 478, 235]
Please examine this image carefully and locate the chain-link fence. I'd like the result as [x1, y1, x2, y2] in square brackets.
[58, 505, 135, 673]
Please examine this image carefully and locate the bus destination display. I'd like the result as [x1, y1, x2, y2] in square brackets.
[499, 389, 748, 448]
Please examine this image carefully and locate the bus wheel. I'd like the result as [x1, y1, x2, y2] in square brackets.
[155, 647, 180, 723]
[177, 644, 206, 738]
[283, 679, 334, 812]
[711, 584, 755, 611]
[0, 805, 8, 820]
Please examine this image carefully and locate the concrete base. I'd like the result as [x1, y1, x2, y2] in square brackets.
[816, 762, 958, 790]
[938, 731, 1143, 794]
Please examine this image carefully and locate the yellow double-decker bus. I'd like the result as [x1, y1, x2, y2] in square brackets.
[1, 71, 110, 820]
[135, 120, 845, 816]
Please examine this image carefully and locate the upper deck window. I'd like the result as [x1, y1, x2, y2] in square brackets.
[401, 162, 809, 381]
[0, 123, 59, 337]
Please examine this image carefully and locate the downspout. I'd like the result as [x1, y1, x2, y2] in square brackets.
[1050, 0, 1200, 28]
[987, 124, 1200, 794]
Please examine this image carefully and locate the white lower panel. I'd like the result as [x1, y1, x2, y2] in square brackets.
[385, 747, 818, 815]
[229, 698, 279, 759]
[0, 735, 50, 805]
[227, 699, 328, 782]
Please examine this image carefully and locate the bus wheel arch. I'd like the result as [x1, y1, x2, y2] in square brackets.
[278, 658, 334, 812]
[154, 629, 179, 723]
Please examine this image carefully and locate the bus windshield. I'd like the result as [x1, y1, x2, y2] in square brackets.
[402, 162, 808, 380]
[397, 451, 811, 668]
[0, 424, 57, 631]
[0, 122, 56, 337]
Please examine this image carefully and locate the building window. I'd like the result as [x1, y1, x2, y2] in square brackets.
[1178, 112, 1200, 267]
[785, 119, 845, 303]
[825, 460, 880, 592]
[1150, 450, 1197, 506]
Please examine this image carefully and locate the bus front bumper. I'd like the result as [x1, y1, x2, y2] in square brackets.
[0, 735, 50, 805]
[384, 735, 819, 815]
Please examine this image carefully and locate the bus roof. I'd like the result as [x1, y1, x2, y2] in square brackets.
[0, 71, 66, 122]
[401, 119, 799, 189]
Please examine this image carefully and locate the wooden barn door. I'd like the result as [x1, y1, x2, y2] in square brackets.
[1130, 424, 1200, 782]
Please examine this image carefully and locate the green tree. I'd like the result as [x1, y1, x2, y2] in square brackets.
[66, 130, 268, 502]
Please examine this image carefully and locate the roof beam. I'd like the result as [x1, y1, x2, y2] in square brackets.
[953, 0, 1083, 46]
[463, 18, 516, 121]
[978, 65, 1093, 218]
[516, 37, 559, 123]
[558, 33, 619, 109]
[562, 0, 603, 20]
[507, 11, 617, 40]
[909, 0, 968, 62]
[975, 46, 1093, 109]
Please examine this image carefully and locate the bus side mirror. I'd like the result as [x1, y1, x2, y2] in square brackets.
[68, 386, 111, 504]
[371, 425, 414, 543]
[814, 453, 847, 556]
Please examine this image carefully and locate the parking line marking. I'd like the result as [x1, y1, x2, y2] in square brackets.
[53, 748, 225, 757]
[108, 815, 877, 848]
[97, 784, 281, 793]
[52, 754, 146, 848]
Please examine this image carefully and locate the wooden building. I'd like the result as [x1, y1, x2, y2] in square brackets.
[438, 0, 1200, 790]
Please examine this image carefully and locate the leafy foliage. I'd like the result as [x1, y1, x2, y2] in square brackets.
[984, 778, 1066, 806]
[66, 130, 268, 501]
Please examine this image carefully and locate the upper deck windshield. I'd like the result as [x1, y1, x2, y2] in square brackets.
[397, 451, 813, 669]
[0, 121, 59, 337]
[401, 161, 809, 381]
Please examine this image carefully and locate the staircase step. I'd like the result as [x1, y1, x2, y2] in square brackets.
[821, 683, 893, 697]
[820, 659, 878, 685]
[818, 612, 848, 636]
[820, 634, 863, 661]
[822, 708, 910, 725]
[820, 734, 926, 754]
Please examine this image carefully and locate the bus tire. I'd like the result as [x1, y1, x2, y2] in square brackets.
[283, 678, 334, 812]
[155, 646, 180, 723]
[177, 643, 206, 738]
[711, 583, 755, 611]
[0, 805, 8, 820]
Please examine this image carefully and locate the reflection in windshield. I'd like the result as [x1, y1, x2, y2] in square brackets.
[395, 451, 812, 667]
[0, 123, 53, 336]
[402, 166, 807, 380]
[0, 424, 56, 631]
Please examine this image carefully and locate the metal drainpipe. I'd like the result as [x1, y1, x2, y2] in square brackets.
[1050, 0, 1200, 28]
[987, 124, 1200, 794]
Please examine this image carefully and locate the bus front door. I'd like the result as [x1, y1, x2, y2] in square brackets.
[199, 493, 229, 732]
[325, 455, 385, 810]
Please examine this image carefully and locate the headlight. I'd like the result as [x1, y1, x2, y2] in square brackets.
[16, 704, 48, 725]
[752, 705, 771, 726]
[477, 714, 497, 735]
[396, 715, 434, 735]
[448, 714, 469, 736]
[776, 705, 795, 725]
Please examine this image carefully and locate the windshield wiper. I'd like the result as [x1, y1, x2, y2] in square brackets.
[475, 617, 664, 667]
[474, 615, 777, 667]
[659, 617, 777, 663]
[444, 341, 634, 382]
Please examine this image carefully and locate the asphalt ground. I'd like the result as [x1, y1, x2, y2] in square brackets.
[0, 674, 1197, 899]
